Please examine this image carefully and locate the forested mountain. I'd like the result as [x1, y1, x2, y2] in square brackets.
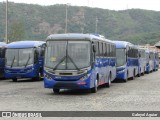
[0, 2, 160, 44]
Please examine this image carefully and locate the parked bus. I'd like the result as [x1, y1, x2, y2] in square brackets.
[0, 42, 7, 78]
[137, 48, 146, 77]
[153, 51, 159, 71]
[145, 49, 154, 74]
[5, 41, 46, 82]
[113, 41, 138, 82]
[44, 33, 116, 93]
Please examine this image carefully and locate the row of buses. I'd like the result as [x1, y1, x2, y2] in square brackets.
[0, 33, 159, 94]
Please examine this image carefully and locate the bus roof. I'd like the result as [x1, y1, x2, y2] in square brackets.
[46, 33, 113, 43]
[7, 41, 45, 49]
[112, 40, 135, 48]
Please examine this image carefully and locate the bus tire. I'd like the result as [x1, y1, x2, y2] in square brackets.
[53, 89, 60, 94]
[137, 73, 141, 77]
[142, 68, 145, 76]
[138, 68, 141, 77]
[124, 78, 128, 82]
[12, 78, 17, 82]
[105, 74, 111, 88]
[91, 79, 98, 93]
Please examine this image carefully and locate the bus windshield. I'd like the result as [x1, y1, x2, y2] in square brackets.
[6, 48, 34, 68]
[116, 48, 126, 67]
[45, 40, 91, 70]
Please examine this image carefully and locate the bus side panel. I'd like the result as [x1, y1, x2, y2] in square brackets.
[110, 57, 116, 81]
[127, 58, 138, 78]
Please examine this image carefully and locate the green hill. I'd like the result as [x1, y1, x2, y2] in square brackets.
[0, 2, 160, 45]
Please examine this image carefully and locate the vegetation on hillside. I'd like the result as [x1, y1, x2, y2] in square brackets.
[0, 2, 160, 44]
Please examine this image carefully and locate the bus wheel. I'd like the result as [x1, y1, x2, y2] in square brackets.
[138, 68, 141, 77]
[53, 89, 60, 94]
[91, 79, 98, 93]
[137, 73, 141, 77]
[124, 78, 128, 82]
[12, 78, 17, 82]
[142, 68, 145, 76]
[105, 74, 111, 88]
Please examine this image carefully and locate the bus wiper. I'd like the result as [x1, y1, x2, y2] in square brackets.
[11, 56, 15, 68]
[53, 56, 66, 70]
[24, 54, 31, 68]
[67, 55, 80, 71]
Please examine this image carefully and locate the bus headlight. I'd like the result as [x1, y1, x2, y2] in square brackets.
[5, 70, 10, 73]
[44, 73, 52, 80]
[80, 73, 91, 81]
[26, 68, 33, 73]
[117, 69, 125, 73]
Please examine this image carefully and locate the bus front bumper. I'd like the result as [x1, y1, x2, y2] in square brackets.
[44, 78, 91, 90]
[4, 68, 37, 79]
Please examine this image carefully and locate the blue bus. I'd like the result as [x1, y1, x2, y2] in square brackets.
[0, 42, 7, 78]
[44, 33, 116, 93]
[113, 41, 138, 82]
[137, 48, 146, 77]
[145, 49, 154, 74]
[153, 51, 159, 71]
[5, 41, 46, 82]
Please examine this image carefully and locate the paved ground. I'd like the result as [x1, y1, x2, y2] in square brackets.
[0, 70, 160, 119]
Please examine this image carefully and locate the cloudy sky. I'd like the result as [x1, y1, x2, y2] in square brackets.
[0, 0, 160, 11]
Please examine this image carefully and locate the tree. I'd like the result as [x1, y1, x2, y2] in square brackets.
[8, 21, 25, 42]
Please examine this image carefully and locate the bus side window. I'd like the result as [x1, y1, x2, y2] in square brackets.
[105, 43, 107, 57]
[106, 44, 109, 57]
[110, 44, 112, 57]
[103, 43, 106, 57]
[34, 48, 39, 64]
[108, 44, 110, 57]
[96, 42, 99, 57]
[40, 45, 46, 57]
[2, 48, 5, 58]
[113, 45, 116, 57]
[128, 47, 131, 57]
[99, 42, 102, 57]
[111, 45, 114, 57]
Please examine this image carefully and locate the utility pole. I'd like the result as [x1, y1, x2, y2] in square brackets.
[81, 8, 85, 33]
[5, 0, 8, 43]
[65, 4, 70, 33]
[95, 16, 98, 33]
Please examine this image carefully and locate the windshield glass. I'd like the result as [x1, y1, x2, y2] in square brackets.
[45, 40, 91, 70]
[6, 48, 34, 68]
[116, 48, 126, 67]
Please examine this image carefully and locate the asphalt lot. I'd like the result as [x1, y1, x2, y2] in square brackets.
[0, 69, 160, 113]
